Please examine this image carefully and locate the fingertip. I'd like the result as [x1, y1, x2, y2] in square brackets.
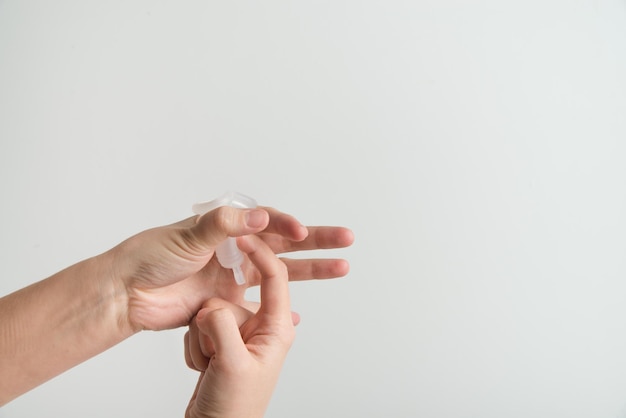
[235, 234, 254, 253]
[294, 224, 309, 242]
[195, 307, 209, 322]
[291, 311, 301, 326]
[196, 307, 229, 335]
[336, 259, 351, 277]
[283, 215, 308, 242]
[260, 206, 309, 241]
[340, 228, 355, 247]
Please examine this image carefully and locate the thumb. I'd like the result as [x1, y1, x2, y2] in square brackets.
[190, 207, 269, 250]
[196, 307, 248, 362]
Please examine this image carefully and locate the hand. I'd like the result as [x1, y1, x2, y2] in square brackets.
[110, 206, 353, 332]
[0, 203, 352, 405]
[184, 235, 295, 418]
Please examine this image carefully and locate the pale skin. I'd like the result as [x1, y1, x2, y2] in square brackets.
[185, 235, 296, 418]
[0, 206, 354, 406]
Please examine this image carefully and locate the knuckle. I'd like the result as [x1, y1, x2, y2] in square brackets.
[205, 307, 232, 326]
[212, 206, 236, 234]
[276, 259, 289, 278]
[202, 297, 227, 311]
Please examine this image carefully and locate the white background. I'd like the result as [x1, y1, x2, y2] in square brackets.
[1, 1, 626, 417]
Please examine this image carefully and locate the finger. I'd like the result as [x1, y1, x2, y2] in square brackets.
[292, 311, 301, 326]
[183, 331, 195, 370]
[189, 207, 270, 251]
[188, 317, 209, 371]
[259, 226, 354, 255]
[186, 371, 205, 411]
[237, 235, 290, 317]
[196, 308, 247, 361]
[280, 258, 351, 281]
[201, 298, 256, 328]
[200, 300, 299, 325]
[239, 300, 261, 313]
[240, 300, 301, 326]
[196, 298, 255, 357]
[259, 206, 308, 242]
[243, 258, 350, 286]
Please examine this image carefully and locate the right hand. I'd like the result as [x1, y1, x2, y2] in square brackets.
[184, 234, 296, 418]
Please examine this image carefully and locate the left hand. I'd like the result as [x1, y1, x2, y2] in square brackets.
[108, 206, 353, 332]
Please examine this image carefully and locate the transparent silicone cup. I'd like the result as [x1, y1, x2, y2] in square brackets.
[192, 191, 257, 214]
[192, 192, 258, 285]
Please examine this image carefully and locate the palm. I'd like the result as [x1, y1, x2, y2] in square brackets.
[120, 211, 353, 332]
[126, 256, 250, 331]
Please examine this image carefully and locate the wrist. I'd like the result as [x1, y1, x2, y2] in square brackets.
[53, 250, 139, 345]
[97, 247, 139, 336]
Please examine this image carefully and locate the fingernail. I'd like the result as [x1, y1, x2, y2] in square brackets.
[245, 209, 267, 228]
[196, 308, 207, 321]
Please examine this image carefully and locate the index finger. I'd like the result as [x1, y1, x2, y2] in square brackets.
[259, 206, 309, 242]
[237, 235, 290, 318]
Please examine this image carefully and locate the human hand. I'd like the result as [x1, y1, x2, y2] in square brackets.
[0, 202, 352, 404]
[109, 206, 353, 332]
[184, 235, 295, 418]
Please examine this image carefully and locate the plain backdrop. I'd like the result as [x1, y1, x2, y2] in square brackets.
[1, 1, 626, 417]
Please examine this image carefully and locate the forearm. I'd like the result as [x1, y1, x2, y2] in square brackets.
[0, 251, 135, 405]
